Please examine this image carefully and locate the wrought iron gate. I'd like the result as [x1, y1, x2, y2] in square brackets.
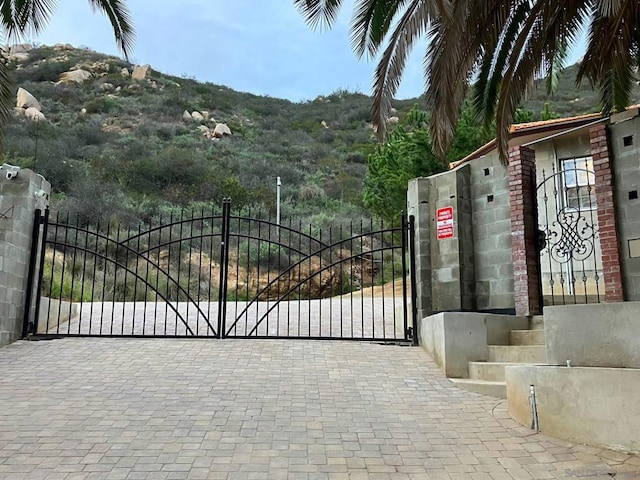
[536, 159, 603, 305]
[25, 200, 417, 343]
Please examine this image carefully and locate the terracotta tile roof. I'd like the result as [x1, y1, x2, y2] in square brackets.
[508, 111, 602, 132]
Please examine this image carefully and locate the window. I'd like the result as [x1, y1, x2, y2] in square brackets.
[561, 156, 596, 210]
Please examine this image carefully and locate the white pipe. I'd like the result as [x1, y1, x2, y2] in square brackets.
[276, 176, 281, 225]
[530, 384, 539, 432]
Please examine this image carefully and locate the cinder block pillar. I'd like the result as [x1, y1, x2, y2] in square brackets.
[509, 146, 541, 316]
[0, 165, 50, 347]
[407, 177, 432, 320]
[589, 124, 624, 302]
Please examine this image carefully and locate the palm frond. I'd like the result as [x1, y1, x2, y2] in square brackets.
[88, 0, 135, 58]
[293, 0, 344, 30]
[0, 0, 55, 40]
[369, 0, 437, 140]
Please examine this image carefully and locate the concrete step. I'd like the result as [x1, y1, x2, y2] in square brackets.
[468, 361, 546, 382]
[448, 378, 506, 399]
[509, 329, 545, 346]
[488, 345, 547, 363]
[530, 315, 545, 330]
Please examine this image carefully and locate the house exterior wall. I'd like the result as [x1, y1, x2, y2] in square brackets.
[609, 115, 640, 301]
[409, 114, 637, 316]
[407, 156, 515, 314]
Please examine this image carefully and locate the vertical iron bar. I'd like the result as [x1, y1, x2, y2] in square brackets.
[22, 209, 42, 338]
[32, 208, 49, 336]
[217, 199, 230, 338]
[400, 214, 409, 341]
[409, 215, 419, 346]
[89, 220, 100, 334]
[59, 212, 70, 334]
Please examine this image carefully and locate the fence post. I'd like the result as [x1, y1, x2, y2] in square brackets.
[409, 215, 419, 346]
[216, 199, 231, 338]
[22, 209, 42, 337]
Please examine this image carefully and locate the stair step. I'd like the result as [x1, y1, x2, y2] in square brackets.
[449, 378, 506, 399]
[509, 329, 545, 346]
[530, 315, 545, 330]
[469, 362, 546, 382]
[488, 345, 547, 363]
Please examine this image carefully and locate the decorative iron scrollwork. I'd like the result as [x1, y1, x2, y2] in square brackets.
[545, 209, 598, 264]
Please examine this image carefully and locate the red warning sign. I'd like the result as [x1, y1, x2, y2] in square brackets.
[436, 207, 454, 240]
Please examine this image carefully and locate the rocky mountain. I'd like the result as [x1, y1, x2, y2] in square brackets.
[3, 43, 635, 228]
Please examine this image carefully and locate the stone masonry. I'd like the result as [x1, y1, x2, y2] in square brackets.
[589, 123, 625, 302]
[508, 145, 542, 316]
[0, 165, 50, 347]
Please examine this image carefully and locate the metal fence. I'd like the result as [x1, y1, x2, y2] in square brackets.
[25, 200, 417, 343]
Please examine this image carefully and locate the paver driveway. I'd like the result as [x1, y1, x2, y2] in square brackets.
[0, 339, 638, 480]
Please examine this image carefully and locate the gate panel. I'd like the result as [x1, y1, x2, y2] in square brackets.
[537, 160, 603, 305]
[221, 213, 410, 341]
[33, 208, 225, 337]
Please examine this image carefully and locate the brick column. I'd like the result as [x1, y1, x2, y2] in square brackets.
[589, 124, 624, 302]
[509, 146, 541, 316]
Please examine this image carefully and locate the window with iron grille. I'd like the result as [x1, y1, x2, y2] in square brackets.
[561, 156, 596, 210]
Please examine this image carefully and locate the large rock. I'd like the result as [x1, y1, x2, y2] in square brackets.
[16, 87, 41, 111]
[59, 69, 92, 84]
[10, 43, 32, 54]
[24, 107, 46, 122]
[132, 64, 150, 80]
[213, 123, 232, 138]
[121, 67, 130, 78]
[191, 111, 204, 122]
[182, 110, 192, 121]
[8, 52, 29, 62]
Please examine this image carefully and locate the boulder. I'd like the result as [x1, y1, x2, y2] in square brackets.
[24, 107, 46, 122]
[197, 125, 210, 136]
[16, 87, 41, 111]
[11, 43, 32, 54]
[191, 111, 204, 122]
[58, 69, 92, 84]
[213, 123, 232, 138]
[182, 110, 192, 122]
[99, 82, 114, 92]
[121, 67, 130, 78]
[201, 110, 210, 120]
[132, 64, 150, 80]
[387, 116, 400, 124]
[9, 52, 29, 62]
[14, 107, 25, 116]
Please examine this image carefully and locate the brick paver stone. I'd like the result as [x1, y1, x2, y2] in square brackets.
[0, 339, 638, 480]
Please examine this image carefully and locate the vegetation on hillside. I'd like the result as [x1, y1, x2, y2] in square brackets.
[3, 45, 636, 229]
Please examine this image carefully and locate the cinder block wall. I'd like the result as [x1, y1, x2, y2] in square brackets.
[408, 155, 514, 314]
[610, 116, 640, 300]
[0, 166, 50, 347]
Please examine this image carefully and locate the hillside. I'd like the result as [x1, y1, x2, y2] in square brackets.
[3, 44, 637, 228]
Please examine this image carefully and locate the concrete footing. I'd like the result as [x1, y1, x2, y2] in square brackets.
[506, 365, 640, 454]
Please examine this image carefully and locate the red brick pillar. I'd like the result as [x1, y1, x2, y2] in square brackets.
[589, 124, 624, 302]
[509, 145, 542, 316]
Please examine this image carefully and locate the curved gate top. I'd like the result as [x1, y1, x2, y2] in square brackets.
[536, 157, 603, 305]
[25, 200, 417, 344]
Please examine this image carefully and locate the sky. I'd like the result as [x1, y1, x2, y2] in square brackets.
[28, 1, 587, 103]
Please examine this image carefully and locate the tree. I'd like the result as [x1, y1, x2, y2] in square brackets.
[295, 1, 640, 165]
[0, 1, 134, 130]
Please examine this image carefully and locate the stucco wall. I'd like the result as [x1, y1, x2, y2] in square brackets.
[544, 302, 640, 368]
[507, 365, 640, 453]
